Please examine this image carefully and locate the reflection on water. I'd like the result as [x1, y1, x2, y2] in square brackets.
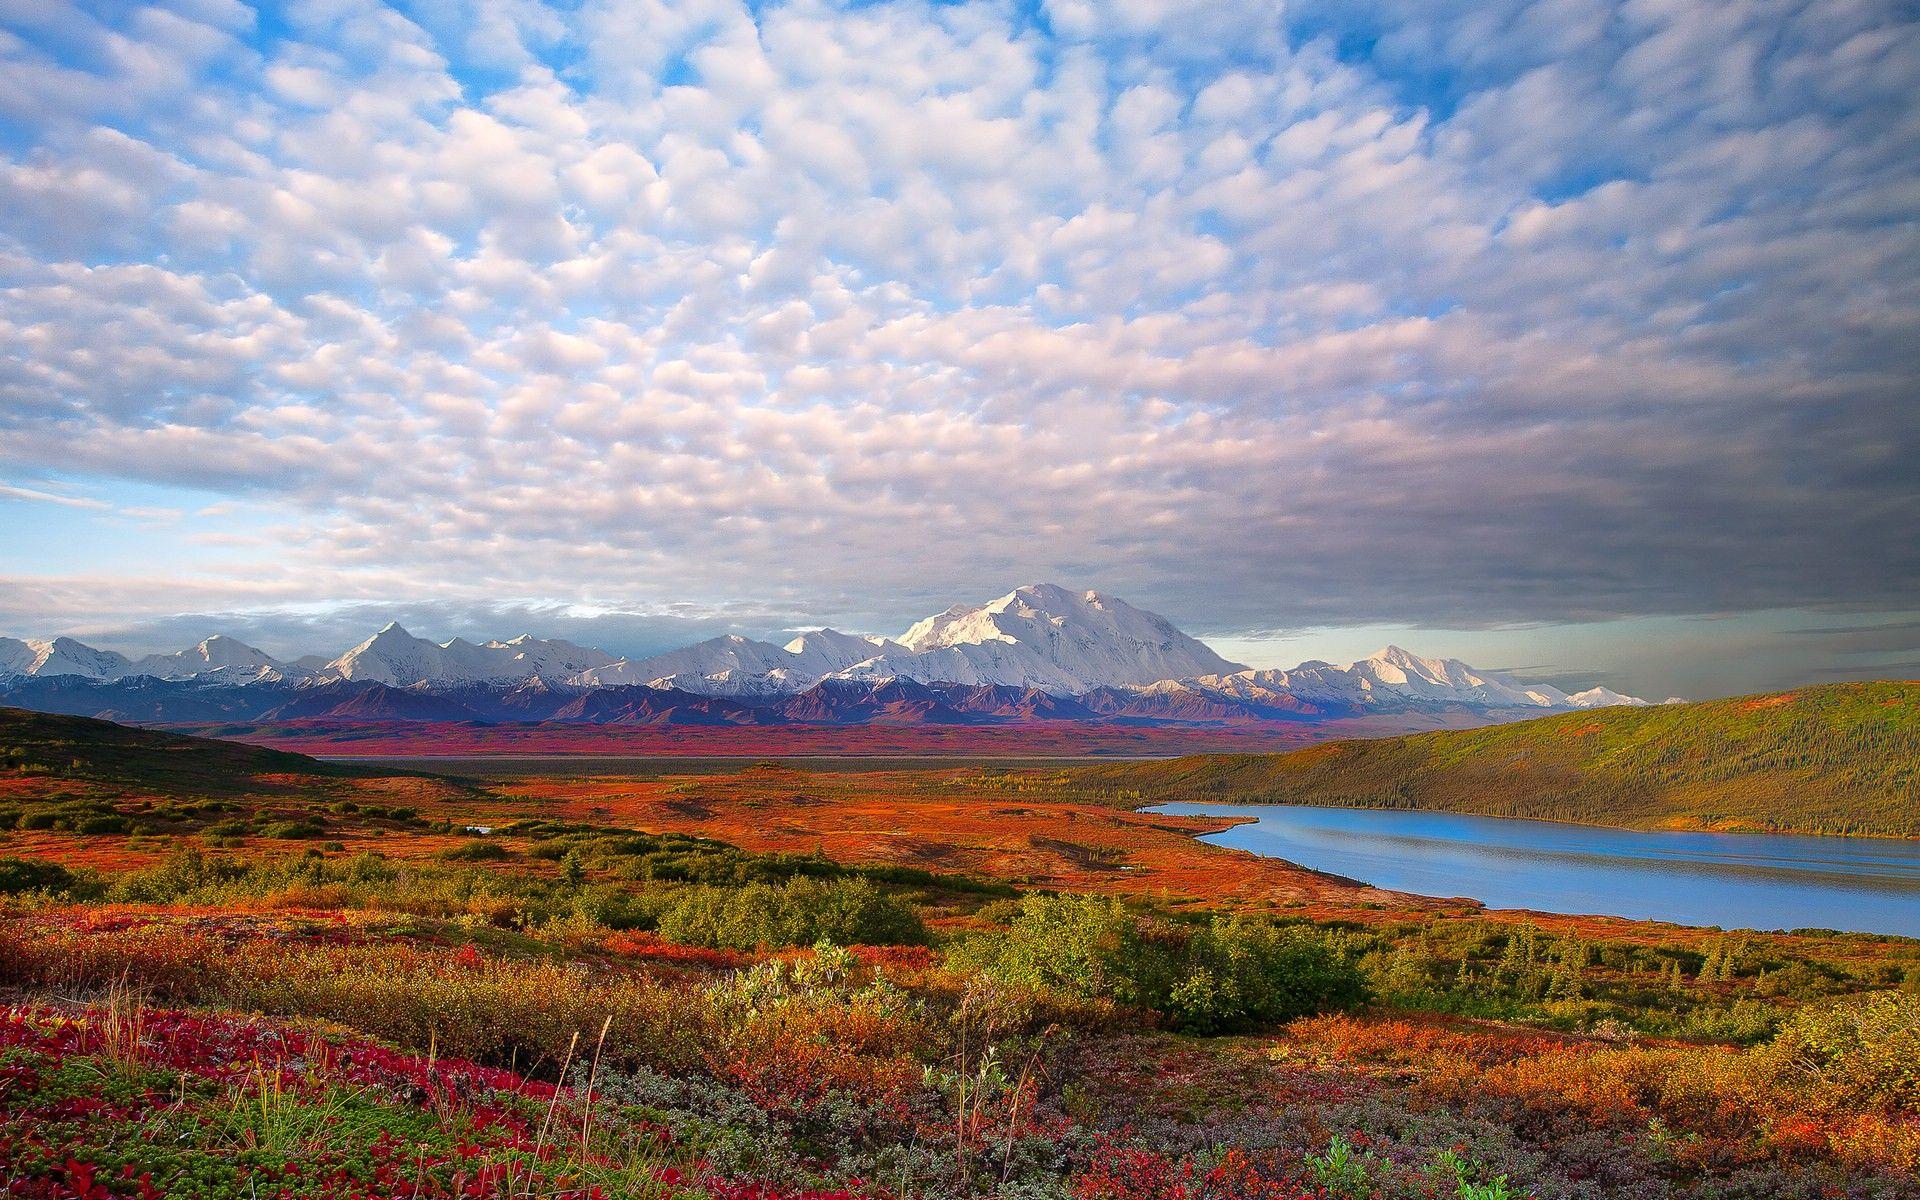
[1148, 803, 1920, 937]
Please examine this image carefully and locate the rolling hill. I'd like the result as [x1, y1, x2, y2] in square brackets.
[1075, 681, 1920, 838]
[0, 705, 369, 796]
[0, 706, 471, 843]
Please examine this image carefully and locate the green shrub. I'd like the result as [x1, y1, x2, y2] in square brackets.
[1757, 991, 1920, 1113]
[439, 839, 512, 862]
[656, 876, 926, 950]
[107, 847, 249, 903]
[0, 857, 76, 896]
[951, 895, 1366, 1032]
[342, 852, 398, 883]
[1306, 1134, 1382, 1199]
[257, 820, 324, 840]
[946, 894, 1179, 1010]
[1167, 917, 1370, 1033]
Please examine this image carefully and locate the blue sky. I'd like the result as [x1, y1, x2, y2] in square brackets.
[1, 0, 1916, 698]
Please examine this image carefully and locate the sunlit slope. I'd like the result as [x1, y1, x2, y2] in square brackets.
[1077, 681, 1920, 837]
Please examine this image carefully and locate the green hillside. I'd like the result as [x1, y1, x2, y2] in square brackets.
[0, 705, 365, 797]
[0, 706, 475, 841]
[1075, 681, 1920, 838]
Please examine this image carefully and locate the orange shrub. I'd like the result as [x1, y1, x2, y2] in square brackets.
[1275, 1013, 1920, 1175]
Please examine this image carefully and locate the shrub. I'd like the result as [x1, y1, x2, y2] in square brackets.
[0, 916, 698, 1076]
[699, 945, 928, 1119]
[786, 876, 926, 946]
[948, 894, 1180, 1010]
[439, 839, 512, 862]
[1756, 991, 1920, 1113]
[106, 847, 249, 903]
[952, 896, 1365, 1031]
[257, 819, 324, 839]
[1169, 918, 1370, 1033]
[656, 877, 926, 951]
[0, 857, 76, 896]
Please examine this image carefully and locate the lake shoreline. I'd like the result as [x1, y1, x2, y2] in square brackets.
[1147, 801, 1920, 938]
[1136, 794, 1918, 841]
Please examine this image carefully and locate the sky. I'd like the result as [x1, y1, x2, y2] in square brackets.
[1, 0, 1916, 700]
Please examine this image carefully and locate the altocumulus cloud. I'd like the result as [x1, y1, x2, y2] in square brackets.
[0, 0, 1915, 643]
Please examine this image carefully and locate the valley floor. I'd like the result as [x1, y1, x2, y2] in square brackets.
[154, 709, 1513, 759]
[2, 747, 1917, 1198]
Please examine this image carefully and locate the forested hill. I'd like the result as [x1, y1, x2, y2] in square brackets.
[1075, 681, 1920, 838]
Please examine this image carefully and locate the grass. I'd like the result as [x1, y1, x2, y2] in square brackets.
[8, 910, 1916, 1198]
[1072, 680, 1920, 837]
[4, 711, 1920, 1198]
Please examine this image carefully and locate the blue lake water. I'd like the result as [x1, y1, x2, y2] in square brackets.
[1148, 802, 1920, 937]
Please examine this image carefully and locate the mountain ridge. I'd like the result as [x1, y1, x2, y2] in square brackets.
[0, 584, 1651, 720]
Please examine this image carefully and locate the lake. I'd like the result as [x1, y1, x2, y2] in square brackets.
[1149, 802, 1920, 937]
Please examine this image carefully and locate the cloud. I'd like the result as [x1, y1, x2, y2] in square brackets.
[1488, 665, 1631, 694]
[0, 0, 1914, 676]
[0, 482, 110, 509]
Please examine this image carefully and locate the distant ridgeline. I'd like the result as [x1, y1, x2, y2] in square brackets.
[1074, 681, 1920, 839]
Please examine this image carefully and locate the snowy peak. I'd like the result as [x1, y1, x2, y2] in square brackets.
[0, 634, 295, 683]
[133, 635, 288, 682]
[0, 637, 39, 677]
[782, 628, 895, 670]
[0, 586, 1648, 712]
[1344, 646, 1573, 707]
[581, 628, 894, 694]
[574, 584, 1241, 698]
[871, 583, 1245, 693]
[479, 635, 617, 679]
[1566, 686, 1651, 709]
[0, 637, 133, 680]
[581, 634, 796, 690]
[1365, 645, 1465, 684]
[1188, 645, 1641, 713]
[322, 626, 616, 687]
[325, 624, 445, 685]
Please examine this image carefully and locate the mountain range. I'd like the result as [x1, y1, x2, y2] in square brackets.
[0, 584, 1655, 727]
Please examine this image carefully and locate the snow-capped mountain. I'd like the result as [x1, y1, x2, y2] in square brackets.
[785, 629, 905, 674]
[1566, 686, 1652, 709]
[1190, 646, 1580, 714]
[321, 624, 617, 687]
[578, 585, 1247, 697]
[0, 634, 293, 684]
[0, 584, 1653, 715]
[131, 636, 292, 683]
[839, 584, 1247, 693]
[0, 637, 134, 680]
[578, 630, 896, 693]
[0, 638, 40, 677]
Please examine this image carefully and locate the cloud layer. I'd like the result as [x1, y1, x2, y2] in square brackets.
[2, 0, 1916, 651]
